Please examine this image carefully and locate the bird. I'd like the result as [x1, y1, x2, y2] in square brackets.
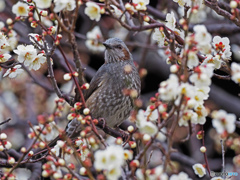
[44, 38, 141, 150]
[64, 37, 141, 139]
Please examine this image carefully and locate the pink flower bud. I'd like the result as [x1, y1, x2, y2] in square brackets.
[8, 157, 15, 164]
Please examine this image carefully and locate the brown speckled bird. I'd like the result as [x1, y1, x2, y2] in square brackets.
[65, 38, 141, 138]
[35, 38, 141, 157]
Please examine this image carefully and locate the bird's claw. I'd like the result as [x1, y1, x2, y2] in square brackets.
[99, 118, 106, 129]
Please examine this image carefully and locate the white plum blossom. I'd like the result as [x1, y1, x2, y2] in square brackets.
[5, 30, 18, 52]
[159, 74, 179, 101]
[136, 109, 158, 136]
[54, 0, 76, 13]
[194, 25, 212, 54]
[84, 2, 101, 21]
[0, 32, 9, 50]
[110, 5, 125, 21]
[85, 26, 105, 52]
[189, 64, 214, 88]
[170, 171, 192, 180]
[202, 55, 222, 69]
[105, 167, 121, 180]
[123, 150, 133, 160]
[178, 109, 198, 127]
[132, 0, 149, 11]
[187, 51, 199, 69]
[138, 120, 158, 135]
[192, 163, 206, 178]
[166, 11, 176, 30]
[197, 86, 210, 100]
[94, 149, 108, 170]
[94, 145, 124, 180]
[33, 0, 52, 9]
[3, 65, 24, 78]
[212, 36, 232, 60]
[152, 28, 166, 47]
[12, 1, 29, 17]
[186, 88, 206, 108]
[13, 44, 37, 66]
[212, 109, 236, 134]
[193, 104, 208, 125]
[136, 110, 158, 136]
[174, 28, 185, 39]
[0, 54, 11, 63]
[28, 53, 46, 70]
[156, 127, 167, 142]
[231, 62, 240, 84]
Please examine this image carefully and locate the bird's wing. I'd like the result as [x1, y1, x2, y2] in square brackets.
[84, 64, 109, 101]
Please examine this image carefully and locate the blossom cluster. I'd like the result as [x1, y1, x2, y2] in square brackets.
[94, 145, 132, 180]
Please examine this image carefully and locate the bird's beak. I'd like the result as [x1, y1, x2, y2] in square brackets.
[103, 42, 113, 49]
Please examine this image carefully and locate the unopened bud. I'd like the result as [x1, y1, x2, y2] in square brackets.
[6, 18, 13, 25]
[57, 34, 62, 40]
[81, 83, 90, 90]
[0, 133, 7, 140]
[129, 141, 136, 148]
[79, 167, 87, 175]
[40, 10, 48, 17]
[58, 158, 65, 166]
[39, 142, 46, 148]
[80, 131, 86, 137]
[83, 108, 90, 115]
[72, 72, 79, 77]
[125, 3, 133, 11]
[116, 137, 123, 145]
[63, 73, 72, 81]
[143, 134, 151, 142]
[8, 157, 15, 164]
[74, 102, 82, 110]
[67, 113, 76, 120]
[31, 21, 38, 28]
[53, 172, 62, 179]
[143, 15, 150, 22]
[130, 160, 139, 167]
[76, 114, 83, 121]
[5, 141, 12, 149]
[21, 147, 27, 153]
[100, 7, 105, 14]
[200, 146, 206, 153]
[127, 125, 134, 133]
[170, 64, 179, 73]
[68, 163, 75, 170]
[196, 130, 203, 140]
[28, 151, 34, 157]
[230, 1, 238, 9]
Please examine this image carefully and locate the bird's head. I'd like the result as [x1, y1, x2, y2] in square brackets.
[103, 38, 132, 63]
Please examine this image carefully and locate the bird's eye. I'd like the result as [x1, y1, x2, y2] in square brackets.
[116, 45, 122, 49]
